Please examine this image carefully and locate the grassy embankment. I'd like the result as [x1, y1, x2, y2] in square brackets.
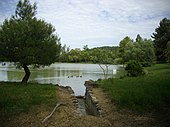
[98, 64, 170, 113]
[0, 82, 57, 118]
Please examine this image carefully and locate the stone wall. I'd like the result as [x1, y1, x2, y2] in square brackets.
[57, 85, 87, 116]
[84, 80, 103, 117]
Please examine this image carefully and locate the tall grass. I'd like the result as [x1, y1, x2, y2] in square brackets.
[99, 64, 170, 112]
[0, 82, 57, 117]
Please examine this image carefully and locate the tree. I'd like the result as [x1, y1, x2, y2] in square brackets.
[90, 48, 111, 79]
[118, 35, 156, 66]
[13, 0, 37, 21]
[0, 0, 61, 84]
[118, 36, 134, 64]
[81, 50, 89, 63]
[152, 18, 170, 62]
[165, 41, 170, 61]
[59, 44, 70, 62]
[68, 49, 81, 62]
[134, 35, 156, 66]
[136, 34, 142, 42]
[83, 45, 89, 51]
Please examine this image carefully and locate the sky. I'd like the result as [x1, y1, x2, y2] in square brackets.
[0, 0, 170, 49]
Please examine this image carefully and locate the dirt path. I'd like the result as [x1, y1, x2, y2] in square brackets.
[5, 86, 111, 127]
[91, 88, 155, 127]
[4, 86, 163, 127]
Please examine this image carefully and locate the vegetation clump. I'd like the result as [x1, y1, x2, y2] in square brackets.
[125, 60, 145, 77]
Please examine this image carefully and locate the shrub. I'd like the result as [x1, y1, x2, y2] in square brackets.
[141, 62, 152, 67]
[125, 60, 144, 77]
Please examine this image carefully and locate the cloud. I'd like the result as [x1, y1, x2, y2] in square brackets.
[1, 0, 170, 48]
[0, 0, 18, 23]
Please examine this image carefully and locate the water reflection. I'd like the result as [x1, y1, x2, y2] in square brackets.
[0, 63, 123, 95]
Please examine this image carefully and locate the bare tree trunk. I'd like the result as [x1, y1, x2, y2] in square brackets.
[21, 64, 30, 85]
[98, 64, 109, 79]
[99, 64, 106, 79]
[105, 64, 109, 79]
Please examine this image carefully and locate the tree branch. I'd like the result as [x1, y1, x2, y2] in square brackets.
[98, 64, 106, 79]
[42, 103, 66, 123]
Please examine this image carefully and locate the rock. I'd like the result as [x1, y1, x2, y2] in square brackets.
[65, 86, 74, 94]
[71, 93, 75, 97]
[97, 106, 101, 110]
[91, 96, 97, 101]
[93, 98, 99, 103]
[98, 109, 104, 115]
[84, 80, 98, 88]
[96, 104, 101, 110]
[88, 90, 93, 94]
[72, 99, 78, 103]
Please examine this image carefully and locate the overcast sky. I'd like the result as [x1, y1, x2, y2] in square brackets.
[0, 0, 170, 49]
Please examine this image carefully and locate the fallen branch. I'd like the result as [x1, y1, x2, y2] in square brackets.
[42, 103, 66, 123]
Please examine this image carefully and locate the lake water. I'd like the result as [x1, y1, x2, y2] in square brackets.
[0, 63, 123, 95]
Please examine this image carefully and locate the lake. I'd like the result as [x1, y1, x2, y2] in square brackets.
[0, 63, 123, 95]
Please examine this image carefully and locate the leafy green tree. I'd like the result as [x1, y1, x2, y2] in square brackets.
[81, 51, 90, 63]
[0, 0, 61, 84]
[119, 36, 135, 64]
[68, 49, 81, 62]
[117, 35, 156, 66]
[165, 41, 170, 61]
[59, 44, 70, 62]
[152, 18, 170, 62]
[134, 35, 156, 66]
[13, 0, 37, 21]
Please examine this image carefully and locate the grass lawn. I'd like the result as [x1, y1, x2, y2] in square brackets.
[0, 82, 57, 117]
[98, 64, 170, 113]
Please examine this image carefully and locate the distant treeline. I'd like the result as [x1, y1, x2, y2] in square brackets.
[59, 34, 156, 66]
[59, 45, 118, 64]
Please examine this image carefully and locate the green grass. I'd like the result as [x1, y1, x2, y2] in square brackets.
[98, 64, 170, 113]
[0, 82, 57, 117]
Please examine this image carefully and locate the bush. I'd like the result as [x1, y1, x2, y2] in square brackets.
[141, 62, 152, 67]
[125, 60, 144, 77]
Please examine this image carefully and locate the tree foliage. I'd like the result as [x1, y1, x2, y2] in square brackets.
[118, 35, 156, 66]
[118, 36, 134, 64]
[135, 35, 156, 66]
[59, 45, 117, 64]
[13, 0, 37, 21]
[59, 44, 70, 62]
[152, 18, 170, 62]
[165, 41, 170, 61]
[0, 0, 61, 84]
